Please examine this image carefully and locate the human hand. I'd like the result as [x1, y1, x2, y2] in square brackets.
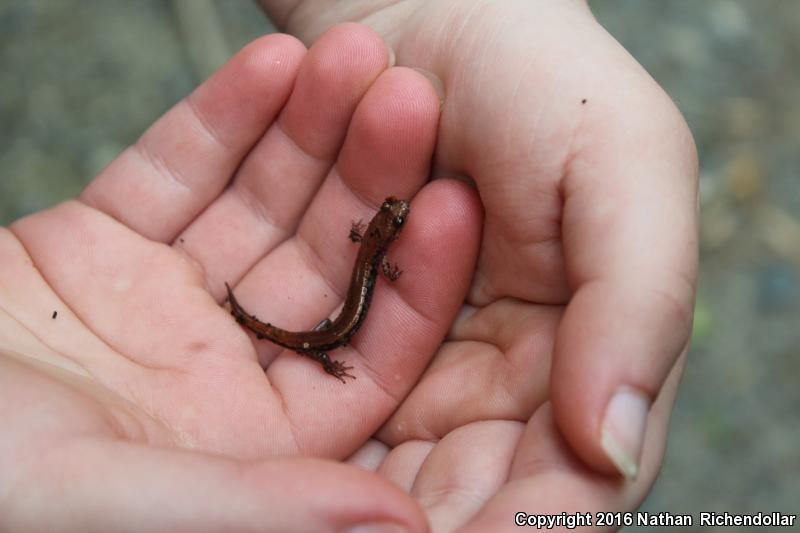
[260, 1, 699, 530]
[1, 25, 480, 531]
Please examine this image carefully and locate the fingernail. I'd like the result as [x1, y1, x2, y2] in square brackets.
[346, 523, 409, 533]
[601, 386, 650, 480]
[386, 43, 396, 67]
[411, 67, 445, 106]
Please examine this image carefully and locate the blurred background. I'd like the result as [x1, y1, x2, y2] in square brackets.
[1, 1, 797, 529]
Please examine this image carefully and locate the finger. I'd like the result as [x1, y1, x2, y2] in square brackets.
[551, 75, 698, 478]
[399, 421, 523, 533]
[237, 180, 481, 457]
[7, 438, 427, 533]
[228, 64, 442, 370]
[178, 23, 392, 297]
[80, 33, 306, 242]
[461, 361, 683, 533]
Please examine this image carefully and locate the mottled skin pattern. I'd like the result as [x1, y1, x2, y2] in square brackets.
[225, 197, 410, 382]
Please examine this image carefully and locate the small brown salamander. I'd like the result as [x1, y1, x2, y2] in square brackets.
[225, 197, 410, 382]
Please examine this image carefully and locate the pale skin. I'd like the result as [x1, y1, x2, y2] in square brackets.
[0, 2, 697, 532]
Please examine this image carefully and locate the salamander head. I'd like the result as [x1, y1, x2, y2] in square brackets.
[381, 197, 410, 231]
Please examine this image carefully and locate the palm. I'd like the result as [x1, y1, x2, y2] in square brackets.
[1, 217, 278, 454]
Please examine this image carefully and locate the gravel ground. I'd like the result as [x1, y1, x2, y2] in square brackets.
[1, 1, 797, 530]
[595, 2, 799, 529]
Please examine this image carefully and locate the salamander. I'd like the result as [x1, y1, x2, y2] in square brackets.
[225, 196, 410, 382]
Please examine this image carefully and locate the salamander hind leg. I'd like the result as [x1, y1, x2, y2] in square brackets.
[302, 350, 355, 383]
[326, 359, 355, 383]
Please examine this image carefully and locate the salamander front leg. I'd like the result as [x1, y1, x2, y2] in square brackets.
[349, 220, 366, 243]
[381, 256, 402, 281]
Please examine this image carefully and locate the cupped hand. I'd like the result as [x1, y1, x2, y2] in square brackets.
[1, 25, 480, 531]
[262, 1, 699, 531]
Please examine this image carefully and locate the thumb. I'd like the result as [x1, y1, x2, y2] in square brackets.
[552, 81, 698, 479]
